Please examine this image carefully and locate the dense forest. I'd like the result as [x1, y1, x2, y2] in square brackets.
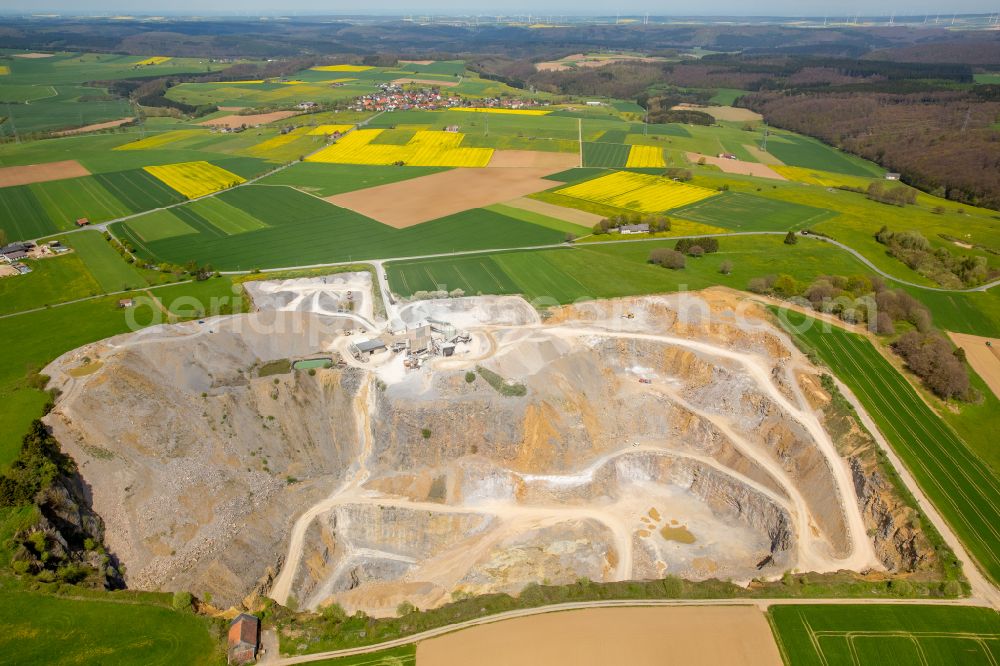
[740, 89, 1000, 209]
[1, 16, 997, 59]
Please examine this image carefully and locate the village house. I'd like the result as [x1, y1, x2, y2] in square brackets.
[227, 614, 260, 664]
[619, 223, 650, 235]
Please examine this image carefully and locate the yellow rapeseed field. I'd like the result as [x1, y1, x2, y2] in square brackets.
[306, 129, 493, 167]
[310, 65, 373, 72]
[214, 80, 266, 84]
[772, 165, 874, 189]
[450, 107, 550, 116]
[307, 124, 354, 136]
[135, 56, 172, 66]
[625, 145, 667, 169]
[556, 171, 717, 213]
[144, 161, 246, 199]
[248, 128, 311, 156]
[114, 129, 206, 151]
[0, 66, 10, 76]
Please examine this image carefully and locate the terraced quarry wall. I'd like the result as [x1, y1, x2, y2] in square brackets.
[40, 290, 935, 612]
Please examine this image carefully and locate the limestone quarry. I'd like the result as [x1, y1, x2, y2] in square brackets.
[42, 277, 933, 616]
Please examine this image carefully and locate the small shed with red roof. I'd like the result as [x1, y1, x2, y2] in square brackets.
[227, 613, 260, 664]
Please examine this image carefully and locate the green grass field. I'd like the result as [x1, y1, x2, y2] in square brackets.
[0, 252, 102, 315]
[671, 192, 837, 231]
[57, 230, 147, 292]
[0, 588, 218, 664]
[765, 134, 883, 178]
[769, 604, 1000, 665]
[582, 142, 629, 168]
[0, 168, 193, 241]
[258, 163, 447, 196]
[776, 309, 1000, 586]
[484, 203, 591, 235]
[116, 186, 568, 269]
[388, 234, 874, 303]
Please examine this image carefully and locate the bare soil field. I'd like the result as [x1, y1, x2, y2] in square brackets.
[416, 606, 782, 666]
[536, 54, 663, 72]
[0, 159, 90, 187]
[14, 52, 54, 58]
[947, 332, 1000, 399]
[54, 117, 135, 136]
[393, 78, 459, 87]
[200, 111, 300, 127]
[217, 106, 247, 111]
[399, 60, 435, 65]
[672, 104, 763, 122]
[686, 152, 786, 180]
[487, 150, 580, 170]
[326, 167, 563, 228]
[503, 196, 603, 227]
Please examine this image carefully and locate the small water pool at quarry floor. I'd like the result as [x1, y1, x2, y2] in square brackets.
[40, 286, 935, 616]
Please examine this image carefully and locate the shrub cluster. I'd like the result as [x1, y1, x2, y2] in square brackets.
[875, 227, 993, 288]
[648, 248, 685, 269]
[894, 331, 972, 400]
[866, 181, 918, 207]
[674, 237, 719, 255]
[748, 271, 975, 400]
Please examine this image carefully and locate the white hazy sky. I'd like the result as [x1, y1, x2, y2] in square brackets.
[5, 1, 998, 16]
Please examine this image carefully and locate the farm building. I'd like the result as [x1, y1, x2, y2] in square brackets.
[2, 250, 28, 262]
[76, 218, 90, 227]
[227, 613, 260, 664]
[619, 224, 650, 235]
[118, 298, 135, 309]
[1, 242, 33, 258]
[885, 173, 901, 180]
[12, 263, 31, 275]
[717, 153, 737, 160]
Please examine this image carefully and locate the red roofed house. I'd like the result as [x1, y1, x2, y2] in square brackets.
[227, 613, 260, 664]
[76, 218, 89, 227]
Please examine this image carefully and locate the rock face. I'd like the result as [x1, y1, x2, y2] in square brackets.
[42, 291, 910, 614]
[44, 311, 365, 605]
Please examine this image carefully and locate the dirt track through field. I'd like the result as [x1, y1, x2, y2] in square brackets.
[948, 332, 1000, 399]
[687, 152, 786, 180]
[200, 111, 300, 127]
[503, 196, 603, 227]
[0, 159, 90, 187]
[416, 606, 782, 666]
[325, 167, 565, 228]
[54, 118, 135, 136]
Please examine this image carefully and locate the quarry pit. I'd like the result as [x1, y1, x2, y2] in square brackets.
[43, 277, 919, 617]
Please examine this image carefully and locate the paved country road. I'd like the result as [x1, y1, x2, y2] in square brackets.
[226, 231, 1000, 295]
